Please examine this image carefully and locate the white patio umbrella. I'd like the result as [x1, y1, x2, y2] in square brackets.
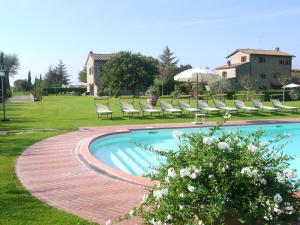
[174, 68, 221, 106]
[281, 83, 300, 101]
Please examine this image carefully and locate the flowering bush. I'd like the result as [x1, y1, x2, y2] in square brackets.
[119, 116, 300, 225]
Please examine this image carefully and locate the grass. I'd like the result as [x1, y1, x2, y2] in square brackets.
[0, 95, 300, 225]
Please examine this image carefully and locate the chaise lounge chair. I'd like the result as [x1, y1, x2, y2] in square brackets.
[178, 100, 199, 114]
[140, 101, 161, 116]
[252, 99, 279, 112]
[159, 101, 182, 116]
[95, 103, 113, 119]
[271, 99, 298, 112]
[197, 100, 220, 113]
[214, 99, 238, 112]
[120, 102, 139, 118]
[234, 100, 259, 112]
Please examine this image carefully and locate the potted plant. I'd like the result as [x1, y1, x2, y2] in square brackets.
[117, 114, 300, 225]
[145, 85, 160, 106]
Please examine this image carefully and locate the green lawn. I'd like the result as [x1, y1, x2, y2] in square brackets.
[0, 95, 300, 225]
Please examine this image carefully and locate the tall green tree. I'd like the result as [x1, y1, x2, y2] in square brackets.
[43, 66, 58, 88]
[44, 60, 69, 88]
[158, 46, 179, 95]
[27, 70, 32, 89]
[78, 66, 87, 83]
[0, 51, 20, 97]
[56, 59, 69, 85]
[100, 51, 159, 96]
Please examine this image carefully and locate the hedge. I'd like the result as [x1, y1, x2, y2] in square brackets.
[43, 87, 87, 95]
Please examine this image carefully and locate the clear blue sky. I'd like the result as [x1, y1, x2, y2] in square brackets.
[1, 0, 300, 83]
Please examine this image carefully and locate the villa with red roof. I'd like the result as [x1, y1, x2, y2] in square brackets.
[216, 48, 295, 89]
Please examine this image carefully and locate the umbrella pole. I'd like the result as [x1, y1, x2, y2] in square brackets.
[196, 74, 199, 109]
[283, 87, 285, 102]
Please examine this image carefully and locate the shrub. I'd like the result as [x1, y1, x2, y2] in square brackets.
[289, 88, 300, 100]
[122, 116, 300, 225]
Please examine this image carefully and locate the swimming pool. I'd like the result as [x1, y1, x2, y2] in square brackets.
[89, 123, 300, 178]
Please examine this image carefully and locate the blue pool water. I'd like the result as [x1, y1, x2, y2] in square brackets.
[89, 123, 300, 178]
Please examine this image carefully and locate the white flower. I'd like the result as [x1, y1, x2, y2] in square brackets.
[248, 144, 258, 153]
[194, 167, 202, 174]
[180, 168, 190, 178]
[188, 185, 196, 192]
[129, 210, 134, 217]
[199, 220, 205, 225]
[141, 194, 148, 203]
[167, 168, 176, 178]
[260, 178, 267, 185]
[203, 136, 214, 145]
[274, 193, 283, 203]
[189, 172, 197, 179]
[150, 218, 162, 225]
[222, 167, 226, 172]
[277, 169, 295, 183]
[106, 219, 112, 225]
[179, 205, 184, 210]
[153, 188, 168, 201]
[218, 141, 230, 150]
[167, 214, 172, 220]
[172, 130, 182, 139]
[179, 193, 185, 198]
[209, 163, 213, 167]
[241, 166, 251, 175]
[208, 174, 214, 179]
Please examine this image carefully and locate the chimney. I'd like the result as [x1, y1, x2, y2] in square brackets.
[227, 60, 231, 67]
[275, 47, 280, 51]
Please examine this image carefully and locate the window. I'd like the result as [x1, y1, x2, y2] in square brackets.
[258, 57, 266, 63]
[241, 56, 247, 62]
[279, 60, 283, 65]
[89, 68, 91, 75]
[260, 74, 266, 79]
[222, 71, 227, 78]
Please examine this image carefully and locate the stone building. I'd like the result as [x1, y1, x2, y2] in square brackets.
[85, 51, 114, 96]
[216, 48, 295, 89]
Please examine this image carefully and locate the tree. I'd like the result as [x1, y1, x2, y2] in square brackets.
[100, 51, 159, 96]
[27, 71, 32, 90]
[43, 66, 58, 91]
[43, 60, 70, 89]
[78, 66, 87, 83]
[56, 59, 69, 85]
[1, 51, 20, 97]
[275, 73, 291, 101]
[14, 79, 28, 92]
[238, 74, 257, 100]
[158, 46, 179, 95]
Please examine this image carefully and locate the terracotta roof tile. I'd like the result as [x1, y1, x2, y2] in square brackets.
[93, 53, 115, 61]
[227, 48, 295, 58]
[216, 62, 247, 70]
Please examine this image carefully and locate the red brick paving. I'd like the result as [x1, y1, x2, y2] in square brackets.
[16, 118, 300, 224]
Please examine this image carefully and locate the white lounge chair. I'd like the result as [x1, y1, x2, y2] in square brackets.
[140, 102, 161, 116]
[214, 99, 238, 112]
[178, 100, 199, 114]
[234, 100, 259, 112]
[159, 101, 182, 115]
[197, 100, 220, 113]
[95, 103, 113, 118]
[120, 102, 139, 118]
[252, 99, 279, 112]
[271, 99, 298, 112]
